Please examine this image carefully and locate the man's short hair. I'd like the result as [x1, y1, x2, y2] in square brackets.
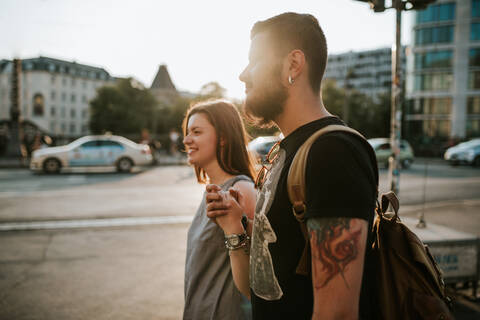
[251, 12, 328, 95]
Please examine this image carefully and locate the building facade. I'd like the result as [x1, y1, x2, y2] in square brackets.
[325, 47, 406, 101]
[405, 0, 480, 147]
[0, 56, 115, 138]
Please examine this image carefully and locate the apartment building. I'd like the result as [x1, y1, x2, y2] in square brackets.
[0, 56, 115, 138]
[325, 47, 406, 101]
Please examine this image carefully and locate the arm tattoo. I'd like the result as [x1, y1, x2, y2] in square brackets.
[307, 217, 361, 289]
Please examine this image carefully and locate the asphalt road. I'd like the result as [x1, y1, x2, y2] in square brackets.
[0, 163, 479, 319]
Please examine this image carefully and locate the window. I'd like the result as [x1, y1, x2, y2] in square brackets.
[424, 120, 451, 138]
[51, 91, 56, 101]
[71, 78, 76, 87]
[378, 143, 390, 151]
[472, 23, 480, 41]
[70, 123, 76, 134]
[82, 109, 88, 118]
[415, 26, 454, 45]
[100, 140, 122, 147]
[61, 123, 66, 133]
[51, 76, 56, 84]
[61, 92, 66, 102]
[62, 78, 67, 86]
[50, 106, 56, 116]
[469, 71, 480, 89]
[71, 94, 76, 103]
[417, 3, 455, 23]
[50, 122, 56, 132]
[61, 106, 66, 118]
[81, 124, 89, 133]
[467, 97, 480, 114]
[33, 93, 45, 116]
[473, 0, 480, 18]
[71, 109, 76, 118]
[408, 97, 452, 114]
[81, 140, 100, 148]
[415, 51, 453, 70]
[82, 95, 87, 103]
[470, 49, 480, 67]
[408, 120, 451, 138]
[415, 73, 453, 91]
[467, 120, 480, 137]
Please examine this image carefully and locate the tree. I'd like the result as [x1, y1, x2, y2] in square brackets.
[322, 79, 390, 138]
[89, 78, 157, 136]
[198, 81, 226, 99]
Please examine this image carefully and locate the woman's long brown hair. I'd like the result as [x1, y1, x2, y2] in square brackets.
[182, 99, 256, 184]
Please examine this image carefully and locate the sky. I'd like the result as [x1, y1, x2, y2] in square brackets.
[0, 0, 413, 99]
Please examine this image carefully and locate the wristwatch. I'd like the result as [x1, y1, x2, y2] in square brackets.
[224, 231, 248, 249]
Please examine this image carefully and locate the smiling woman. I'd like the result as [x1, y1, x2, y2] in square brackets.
[181, 99, 256, 320]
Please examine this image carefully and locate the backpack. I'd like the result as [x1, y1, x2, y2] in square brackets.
[286, 124, 453, 320]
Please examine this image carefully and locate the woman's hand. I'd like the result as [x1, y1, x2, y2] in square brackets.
[206, 184, 245, 235]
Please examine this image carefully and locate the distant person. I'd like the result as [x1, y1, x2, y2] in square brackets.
[206, 13, 378, 319]
[182, 99, 256, 320]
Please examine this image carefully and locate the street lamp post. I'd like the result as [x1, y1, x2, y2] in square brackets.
[353, 0, 436, 197]
[5, 58, 24, 160]
[389, 1, 402, 196]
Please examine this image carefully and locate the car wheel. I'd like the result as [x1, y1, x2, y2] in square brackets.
[43, 158, 61, 174]
[450, 160, 459, 167]
[401, 159, 412, 169]
[117, 157, 133, 173]
[473, 156, 480, 167]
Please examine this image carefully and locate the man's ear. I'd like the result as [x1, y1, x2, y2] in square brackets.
[284, 49, 306, 82]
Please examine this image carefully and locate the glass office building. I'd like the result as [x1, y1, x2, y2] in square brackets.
[405, 0, 480, 154]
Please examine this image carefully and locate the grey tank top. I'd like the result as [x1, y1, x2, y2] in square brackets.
[183, 175, 252, 320]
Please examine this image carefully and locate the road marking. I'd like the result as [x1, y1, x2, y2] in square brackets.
[0, 216, 194, 231]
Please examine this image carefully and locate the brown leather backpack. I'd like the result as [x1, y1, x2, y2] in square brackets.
[287, 124, 453, 320]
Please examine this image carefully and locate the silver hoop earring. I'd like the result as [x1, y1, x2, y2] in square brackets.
[288, 75, 294, 85]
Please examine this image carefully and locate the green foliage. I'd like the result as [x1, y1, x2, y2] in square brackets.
[89, 78, 157, 135]
[198, 81, 226, 99]
[322, 79, 390, 138]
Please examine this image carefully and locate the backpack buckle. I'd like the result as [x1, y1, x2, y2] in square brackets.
[292, 201, 306, 222]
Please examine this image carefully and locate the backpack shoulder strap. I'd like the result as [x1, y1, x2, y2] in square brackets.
[286, 124, 368, 276]
[287, 124, 367, 219]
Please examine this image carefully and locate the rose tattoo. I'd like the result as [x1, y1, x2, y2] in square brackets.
[308, 218, 361, 288]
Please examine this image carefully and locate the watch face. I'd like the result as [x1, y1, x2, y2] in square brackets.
[229, 237, 240, 246]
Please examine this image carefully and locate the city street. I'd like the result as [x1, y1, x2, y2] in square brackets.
[0, 162, 479, 319]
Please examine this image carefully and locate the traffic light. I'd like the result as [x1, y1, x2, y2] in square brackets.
[354, 0, 386, 12]
[407, 0, 436, 10]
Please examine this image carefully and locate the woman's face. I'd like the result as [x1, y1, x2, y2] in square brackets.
[183, 113, 218, 168]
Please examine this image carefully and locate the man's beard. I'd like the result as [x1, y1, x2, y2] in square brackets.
[244, 65, 288, 128]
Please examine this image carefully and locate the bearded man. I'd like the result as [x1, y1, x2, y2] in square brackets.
[206, 12, 378, 320]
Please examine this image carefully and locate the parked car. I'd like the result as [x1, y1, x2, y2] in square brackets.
[368, 138, 415, 169]
[30, 135, 153, 174]
[248, 136, 281, 163]
[444, 138, 480, 167]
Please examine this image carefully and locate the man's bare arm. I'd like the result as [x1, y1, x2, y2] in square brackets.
[307, 217, 368, 320]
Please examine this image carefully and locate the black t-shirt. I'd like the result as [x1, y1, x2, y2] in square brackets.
[251, 117, 378, 320]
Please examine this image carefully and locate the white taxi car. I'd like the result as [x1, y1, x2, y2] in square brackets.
[30, 135, 153, 173]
